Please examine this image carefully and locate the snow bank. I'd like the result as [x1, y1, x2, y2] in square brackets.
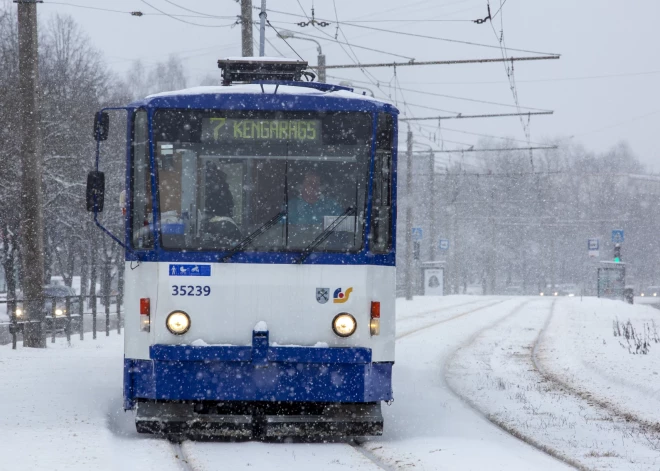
[0, 336, 179, 471]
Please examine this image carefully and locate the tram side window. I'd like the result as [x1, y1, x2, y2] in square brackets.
[131, 110, 154, 249]
[371, 113, 394, 253]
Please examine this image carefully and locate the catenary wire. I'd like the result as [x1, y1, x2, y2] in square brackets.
[264, 13, 559, 56]
[281, 30, 416, 61]
[267, 21, 305, 61]
[160, 0, 233, 19]
[44, 1, 235, 19]
[139, 0, 237, 27]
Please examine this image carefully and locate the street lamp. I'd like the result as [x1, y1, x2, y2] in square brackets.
[278, 30, 326, 83]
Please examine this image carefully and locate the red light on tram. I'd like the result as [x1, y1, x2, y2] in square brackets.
[370, 301, 381, 319]
[140, 298, 150, 315]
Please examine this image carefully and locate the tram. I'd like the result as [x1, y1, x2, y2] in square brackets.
[87, 58, 398, 438]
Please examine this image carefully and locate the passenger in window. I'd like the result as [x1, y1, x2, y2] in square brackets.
[287, 171, 342, 225]
[204, 163, 235, 219]
[202, 162, 241, 245]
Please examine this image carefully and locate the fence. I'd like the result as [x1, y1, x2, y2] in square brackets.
[0, 293, 123, 349]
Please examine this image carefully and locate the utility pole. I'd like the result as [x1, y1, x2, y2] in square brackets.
[429, 150, 437, 262]
[317, 52, 326, 83]
[258, 0, 266, 57]
[405, 127, 414, 300]
[16, 0, 45, 348]
[240, 0, 253, 57]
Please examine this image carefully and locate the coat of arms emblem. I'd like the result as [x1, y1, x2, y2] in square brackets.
[316, 288, 329, 304]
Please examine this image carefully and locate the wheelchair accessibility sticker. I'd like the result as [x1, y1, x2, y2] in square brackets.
[169, 264, 211, 276]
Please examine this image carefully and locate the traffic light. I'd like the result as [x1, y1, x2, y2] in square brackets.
[614, 244, 621, 263]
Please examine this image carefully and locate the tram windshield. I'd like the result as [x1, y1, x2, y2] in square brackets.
[144, 110, 372, 253]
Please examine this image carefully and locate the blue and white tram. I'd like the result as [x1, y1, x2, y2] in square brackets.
[87, 59, 398, 438]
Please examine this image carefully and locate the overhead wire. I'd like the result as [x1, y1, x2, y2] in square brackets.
[159, 0, 234, 19]
[334, 76, 550, 112]
[281, 30, 415, 61]
[263, 11, 559, 56]
[139, 0, 237, 27]
[484, 0, 534, 168]
[266, 20, 305, 62]
[45, 1, 231, 18]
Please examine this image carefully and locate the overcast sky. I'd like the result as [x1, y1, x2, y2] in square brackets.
[36, 0, 660, 171]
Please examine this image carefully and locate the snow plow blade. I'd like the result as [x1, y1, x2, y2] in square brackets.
[135, 402, 383, 439]
[265, 403, 383, 438]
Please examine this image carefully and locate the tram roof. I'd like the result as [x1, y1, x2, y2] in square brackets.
[129, 83, 399, 114]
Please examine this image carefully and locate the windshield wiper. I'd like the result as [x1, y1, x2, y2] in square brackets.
[295, 206, 356, 264]
[221, 211, 286, 262]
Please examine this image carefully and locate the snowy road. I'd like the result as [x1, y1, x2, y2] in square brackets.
[0, 296, 620, 470]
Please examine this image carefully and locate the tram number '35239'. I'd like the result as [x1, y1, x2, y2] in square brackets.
[172, 285, 211, 296]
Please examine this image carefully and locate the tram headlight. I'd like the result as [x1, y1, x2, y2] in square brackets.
[55, 308, 64, 317]
[332, 313, 357, 338]
[166, 311, 191, 335]
[15, 308, 23, 317]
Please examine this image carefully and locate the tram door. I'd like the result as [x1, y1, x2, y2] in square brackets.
[423, 267, 444, 296]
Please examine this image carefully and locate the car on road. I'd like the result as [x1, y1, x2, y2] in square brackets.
[14, 285, 81, 330]
[558, 284, 580, 297]
[640, 285, 660, 297]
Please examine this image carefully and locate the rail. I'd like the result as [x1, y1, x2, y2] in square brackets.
[0, 293, 123, 349]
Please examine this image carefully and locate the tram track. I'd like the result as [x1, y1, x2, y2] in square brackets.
[531, 299, 660, 439]
[350, 438, 398, 471]
[441, 299, 585, 470]
[396, 298, 509, 340]
[170, 440, 196, 471]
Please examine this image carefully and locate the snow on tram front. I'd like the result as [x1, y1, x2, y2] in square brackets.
[86, 58, 398, 439]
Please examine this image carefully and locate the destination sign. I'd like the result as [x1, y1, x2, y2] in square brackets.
[202, 118, 321, 142]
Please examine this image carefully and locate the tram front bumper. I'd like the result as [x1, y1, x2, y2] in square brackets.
[126, 330, 391, 437]
[125, 331, 392, 401]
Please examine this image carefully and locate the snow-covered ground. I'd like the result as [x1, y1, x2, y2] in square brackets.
[5, 295, 657, 470]
[447, 297, 660, 470]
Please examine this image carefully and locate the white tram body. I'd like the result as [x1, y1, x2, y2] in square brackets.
[90, 60, 398, 438]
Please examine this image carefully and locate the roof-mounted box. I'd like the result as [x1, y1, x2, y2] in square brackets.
[218, 58, 310, 84]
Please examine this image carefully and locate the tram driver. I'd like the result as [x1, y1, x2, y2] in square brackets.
[287, 170, 342, 226]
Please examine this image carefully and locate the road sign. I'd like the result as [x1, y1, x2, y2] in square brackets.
[439, 239, 450, 250]
[412, 227, 423, 241]
[611, 230, 624, 244]
[588, 238, 599, 251]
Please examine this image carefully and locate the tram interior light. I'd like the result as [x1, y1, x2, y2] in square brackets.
[166, 311, 191, 335]
[332, 313, 357, 338]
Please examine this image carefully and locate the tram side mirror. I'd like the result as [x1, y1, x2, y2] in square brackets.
[93, 111, 109, 141]
[86, 171, 105, 212]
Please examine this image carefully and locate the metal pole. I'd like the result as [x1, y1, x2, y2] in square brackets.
[319, 55, 561, 70]
[429, 150, 437, 262]
[405, 127, 414, 300]
[240, 0, 253, 57]
[17, 0, 45, 348]
[258, 0, 266, 57]
[317, 53, 326, 83]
